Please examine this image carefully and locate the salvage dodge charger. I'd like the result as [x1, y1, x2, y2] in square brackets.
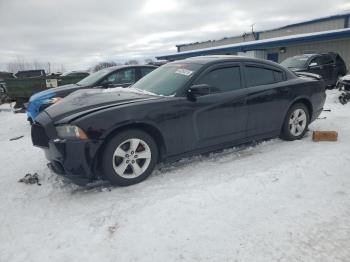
[31, 56, 326, 186]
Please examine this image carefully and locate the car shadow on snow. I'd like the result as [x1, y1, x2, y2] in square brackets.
[53, 132, 313, 194]
[69, 138, 283, 194]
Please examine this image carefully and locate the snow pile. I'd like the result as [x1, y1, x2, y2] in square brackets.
[0, 90, 350, 262]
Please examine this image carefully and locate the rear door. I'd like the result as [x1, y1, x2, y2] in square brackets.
[244, 63, 290, 137]
[188, 63, 249, 148]
[319, 54, 334, 84]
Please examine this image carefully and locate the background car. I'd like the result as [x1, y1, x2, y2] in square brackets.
[280, 52, 347, 87]
[26, 64, 157, 122]
[31, 56, 326, 186]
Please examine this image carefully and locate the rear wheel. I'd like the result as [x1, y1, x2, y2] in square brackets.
[102, 130, 158, 186]
[281, 103, 310, 141]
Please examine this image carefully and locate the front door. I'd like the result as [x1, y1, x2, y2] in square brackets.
[188, 63, 249, 148]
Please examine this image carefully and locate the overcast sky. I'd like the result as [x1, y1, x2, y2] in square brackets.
[0, 0, 349, 71]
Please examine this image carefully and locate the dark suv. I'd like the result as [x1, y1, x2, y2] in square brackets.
[281, 52, 347, 87]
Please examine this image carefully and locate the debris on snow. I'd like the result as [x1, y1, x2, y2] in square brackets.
[9, 135, 24, 141]
[18, 173, 41, 186]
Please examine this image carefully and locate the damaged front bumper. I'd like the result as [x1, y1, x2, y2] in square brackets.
[31, 112, 102, 186]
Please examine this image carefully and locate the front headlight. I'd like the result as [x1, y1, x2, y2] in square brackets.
[56, 125, 88, 140]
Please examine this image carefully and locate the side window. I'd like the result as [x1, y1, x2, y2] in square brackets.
[104, 68, 136, 85]
[309, 57, 321, 66]
[140, 67, 155, 77]
[245, 66, 276, 87]
[195, 66, 241, 93]
[319, 55, 333, 65]
[76, 73, 89, 78]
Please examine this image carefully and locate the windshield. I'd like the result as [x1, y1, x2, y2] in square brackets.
[281, 56, 309, 69]
[60, 71, 72, 76]
[77, 68, 113, 87]
[132, 63, 202, 96]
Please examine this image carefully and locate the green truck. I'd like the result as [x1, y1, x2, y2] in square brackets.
[0, 71, 15, 104]
[2, 70, 89, 107]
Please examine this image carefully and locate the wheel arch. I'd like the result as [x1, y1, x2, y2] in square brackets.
[291, 97, 313, 117]
[280, 96, 313, 131]
[93, 122, 167, 175]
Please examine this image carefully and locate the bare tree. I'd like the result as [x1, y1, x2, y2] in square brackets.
[6, 57, 59, 74]
[124, 59, 139, 65]
[143, 58, 154, 64]
[91, 61, 122, 72]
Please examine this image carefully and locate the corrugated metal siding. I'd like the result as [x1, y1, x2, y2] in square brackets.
[179, 17, 346, 52]
[260, 18, 345, 40]
[179, 34, 255, 52]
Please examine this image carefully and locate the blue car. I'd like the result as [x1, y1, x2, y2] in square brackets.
[26, 65, 158, 123]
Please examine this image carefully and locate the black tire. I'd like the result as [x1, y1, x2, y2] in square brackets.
[280, 103, 310, 141]
[102, 129, 158, 186]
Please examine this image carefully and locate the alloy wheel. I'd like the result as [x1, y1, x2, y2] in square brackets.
[289, 108, 307, 136]
[112, 138, 152, 179]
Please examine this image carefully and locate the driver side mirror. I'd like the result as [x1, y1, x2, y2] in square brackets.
[187, 84, 212, 99]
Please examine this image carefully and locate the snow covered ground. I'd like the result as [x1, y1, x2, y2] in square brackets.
[0, 90, 349, 262]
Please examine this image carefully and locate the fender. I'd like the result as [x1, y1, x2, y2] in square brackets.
[280, 95, 313, 130]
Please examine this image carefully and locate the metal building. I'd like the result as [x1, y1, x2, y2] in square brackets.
[157, 12, 350, 67]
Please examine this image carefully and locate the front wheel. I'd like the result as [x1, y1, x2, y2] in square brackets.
[281, 103, 310, 141]
[102, 130, 158, 186]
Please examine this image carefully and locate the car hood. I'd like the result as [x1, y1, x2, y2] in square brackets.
[44, 88, 162, 122]
[29, 84, 81, 101]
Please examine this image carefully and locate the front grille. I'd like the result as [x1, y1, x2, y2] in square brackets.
[31, 123, 49, 148]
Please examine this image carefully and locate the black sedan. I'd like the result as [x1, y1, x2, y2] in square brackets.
[32, 56, 326, 186]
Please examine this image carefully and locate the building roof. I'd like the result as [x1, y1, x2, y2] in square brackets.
[176, 12, 350, 48]
[157, 28, 350, 60]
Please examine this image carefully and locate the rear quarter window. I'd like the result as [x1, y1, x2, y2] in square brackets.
[273, 70, 284, 82]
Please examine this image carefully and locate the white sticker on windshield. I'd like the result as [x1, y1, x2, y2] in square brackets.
[175, 68, 193, 76]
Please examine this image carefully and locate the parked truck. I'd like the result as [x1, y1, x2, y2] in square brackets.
[0, 71, 15, 104]
[2, 70, 89, 108]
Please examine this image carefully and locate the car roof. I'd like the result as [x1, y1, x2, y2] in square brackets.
[295, 52, 339, 58]
[104, 64, 158, 72]
[170, 55, 286, 69]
